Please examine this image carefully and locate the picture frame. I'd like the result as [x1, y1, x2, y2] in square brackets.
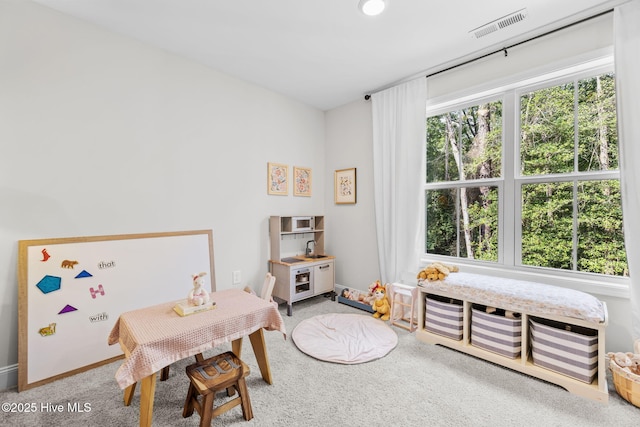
[334, 168, 357, 204]
[293, 166, 312, 197]
[267, 162, 288, 195]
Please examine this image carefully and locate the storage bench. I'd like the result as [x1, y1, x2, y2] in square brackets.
[415, 272, 608, 403]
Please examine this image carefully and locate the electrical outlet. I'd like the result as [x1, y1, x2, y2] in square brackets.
[232, 270, 241, 285]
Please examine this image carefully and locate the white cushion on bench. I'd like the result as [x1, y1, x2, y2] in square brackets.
[418, 272, 606, 324]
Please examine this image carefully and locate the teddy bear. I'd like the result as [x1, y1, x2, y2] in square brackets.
[370, 281, 391, 321]
[188, 272, 210, 306]
[417, 265, 441, 281]
[417, 262, 459, 281]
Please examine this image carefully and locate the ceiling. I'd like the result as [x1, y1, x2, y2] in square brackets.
[33, 0, 625, 111]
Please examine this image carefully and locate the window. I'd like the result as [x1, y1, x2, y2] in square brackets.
[426, 101, 502, 262]
[425, 62, 628, 282]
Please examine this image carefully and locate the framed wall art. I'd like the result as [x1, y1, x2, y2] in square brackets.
[267, 162, 288, 195]
[334, 168, 357, 204]
[293, 166, 312, 197]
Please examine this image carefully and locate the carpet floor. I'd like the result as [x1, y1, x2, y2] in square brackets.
[2, 294, 639, 426]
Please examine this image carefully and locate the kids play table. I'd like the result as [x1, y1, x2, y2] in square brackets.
[108, 288, 286, 427]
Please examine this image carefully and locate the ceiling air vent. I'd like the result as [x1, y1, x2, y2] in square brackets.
[469, 8, 528, 39]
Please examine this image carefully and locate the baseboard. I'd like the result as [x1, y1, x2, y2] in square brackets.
[0, 363, 18, 391]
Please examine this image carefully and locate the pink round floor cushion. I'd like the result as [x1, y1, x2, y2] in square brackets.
[291, 313, 398, 364]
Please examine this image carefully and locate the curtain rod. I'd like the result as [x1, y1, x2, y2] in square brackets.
[364, 8, 613, 101]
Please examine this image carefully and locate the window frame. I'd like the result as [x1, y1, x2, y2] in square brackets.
[423, 57, 630, 298]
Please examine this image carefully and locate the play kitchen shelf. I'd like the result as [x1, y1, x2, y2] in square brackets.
[269, 216, 335, 316]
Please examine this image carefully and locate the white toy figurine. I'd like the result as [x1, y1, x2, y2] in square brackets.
[188, 272, 210, 306]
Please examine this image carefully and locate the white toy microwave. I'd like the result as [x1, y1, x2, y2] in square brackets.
[291, 216, 314, 232]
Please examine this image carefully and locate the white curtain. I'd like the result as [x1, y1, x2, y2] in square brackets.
[372, 78, 427, 284]
[615, 1, 640, 342]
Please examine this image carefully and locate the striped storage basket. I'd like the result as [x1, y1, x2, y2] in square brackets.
[530, 317, 598, 384]
[471, 307, 522, 359]
[424, 294, 463, 341]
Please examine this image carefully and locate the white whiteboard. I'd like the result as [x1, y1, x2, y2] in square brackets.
[18, 230, 214, 391]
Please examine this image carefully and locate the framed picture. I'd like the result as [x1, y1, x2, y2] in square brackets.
[293, 166, 312, 197]
[334, 168, 357, 204]
[267, 162, 288, 195]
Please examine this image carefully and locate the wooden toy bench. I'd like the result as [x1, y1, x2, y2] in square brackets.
[415, 271, 608, 403]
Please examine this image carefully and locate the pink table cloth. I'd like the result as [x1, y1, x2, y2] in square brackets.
[108, 289, 286, 389]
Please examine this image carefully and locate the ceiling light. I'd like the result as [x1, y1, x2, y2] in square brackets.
[359, 0, 386, 16]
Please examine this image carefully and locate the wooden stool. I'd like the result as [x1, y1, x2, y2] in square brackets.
[183, 351, 253, 426]
[389, 283, 418, 332]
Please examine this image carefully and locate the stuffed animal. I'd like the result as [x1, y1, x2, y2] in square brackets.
[632, 339, 640, 375]
[188, 272, 210, 306]
[608, 351, 633, 372]
[417, 265, 442, 281]
[629, 353, 640, 376]
[417, 262, 459, 281]
[370, 281, 391, 321]
[485, 306, 521, 319]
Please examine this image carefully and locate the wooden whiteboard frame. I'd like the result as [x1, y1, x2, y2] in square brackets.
[18, 229, 215, 391]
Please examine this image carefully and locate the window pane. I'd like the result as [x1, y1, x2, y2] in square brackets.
[461, 186, 499, 261]
[577, 180, 627, 275]
[426, 188, 457, 255]
[461, 102, 502, 180]
[427, 102, 502, 184]
[426, 187, 498, 261]
[521, 182, 573, 269]
[427, 114, 460, 183]
[520, 83, 575, 175]
[578, 74, 618, 172]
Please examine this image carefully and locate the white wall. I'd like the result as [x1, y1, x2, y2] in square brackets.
[0, 2, 325, 389]
[325, 100, 380, 291]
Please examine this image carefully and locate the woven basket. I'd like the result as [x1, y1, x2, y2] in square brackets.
[610, 359, 640, 408]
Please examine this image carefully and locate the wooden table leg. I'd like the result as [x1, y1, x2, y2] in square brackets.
[123, 382, 136, 406]
[139, 373, 156, 427]
[248, 328, 272, 384]
[232, 337, 243, 358]
[159, 366, 170, 381]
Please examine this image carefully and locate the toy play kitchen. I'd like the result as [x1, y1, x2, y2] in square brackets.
[268, 216, 335, 316]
